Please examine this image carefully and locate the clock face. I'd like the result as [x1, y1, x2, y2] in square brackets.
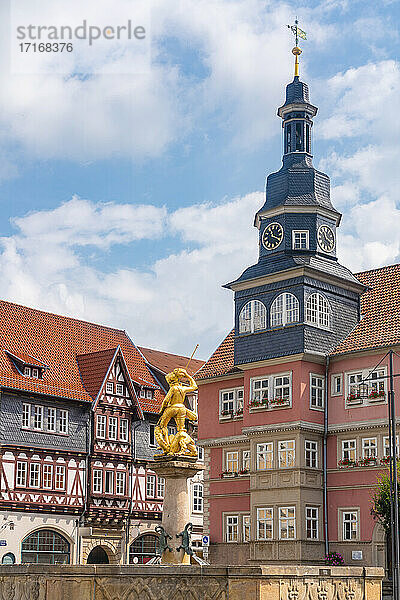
[262, 222, 284, 250]
[317, 225, 335, 253]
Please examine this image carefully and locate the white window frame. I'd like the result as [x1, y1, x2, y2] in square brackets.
[47, 407, 56, 432]
[250, 372, 292, 410]
[278, 440, 295, 468]
[292, 230, 309, 250]
[256, 442, 273, 470]
[59, 409, 68, 434]
[225, 515, 239, 543]
[345, 368, 387, 407]
[23, 366, 31, 377]
[341, 439, 356, 462]
[257, 507, 273, 540]
[197, 446, 204, 461]
[226, 451, 239, 473]
[116, 383, 124, 395]
[33, 405, 43, 430]
[146, 474, 156, 498]
[96, 415, 106, 439]
[32, 368, 39, 379]
[29, 463, 40, 488]
[305, 293, 330, 330]
[93, 469, 102, 493]
[362, 437, 377, 459]
[342, 510, 358, 541]
[43, 464, 53, 489]
[119, 419, 128, 442]
[242, 450, 250, 472]
[16, 461, 27, 487]
[310, 374, 325, 410]
[305, 440, 318, 468]
[157, 476, 165, 499]
[108, 416, 118, 440]
[279, 506, 296, 540]
[270, 293, 299, 328]
[146, 389, 153, 399]
[219, 387, 243, 418]
[238, 300, 267, 334]
[22, 403, 31, 428]
[384, 436, 400, 458]
[149, 424, 156, 447]
[243, 514, 251, 543]
[331, 374, 343, 396]
[106, 382, 114, 394]
[306, 506, 319, 540]
[104, 470, 114, 494]
[116, 471, 126, 495]
[55, 465, 65, 490]
[193, 483, 203, 513]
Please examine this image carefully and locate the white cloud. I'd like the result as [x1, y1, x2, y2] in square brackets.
[0, 192, 261, 357]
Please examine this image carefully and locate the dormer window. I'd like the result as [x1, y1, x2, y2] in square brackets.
[6, 351, 46, 379]
[139, 387, 154, 399]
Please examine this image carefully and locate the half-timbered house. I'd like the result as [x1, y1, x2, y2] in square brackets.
[0, 299, 191, 565]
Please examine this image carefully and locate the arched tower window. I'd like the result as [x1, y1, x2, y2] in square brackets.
[305, 293, 330, 329]
[239, 300, 266, 333]
[21, 529, 70, 564]
[270, 293, 299, 327]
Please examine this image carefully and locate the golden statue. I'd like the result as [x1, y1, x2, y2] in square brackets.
[155, 367, 198, 457]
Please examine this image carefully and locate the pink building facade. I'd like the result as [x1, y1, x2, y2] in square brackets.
[196, 57, 399, 570]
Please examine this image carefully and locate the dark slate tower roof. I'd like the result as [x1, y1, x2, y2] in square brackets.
[254, 74, 340, 225]
[282, 75, 310, 105]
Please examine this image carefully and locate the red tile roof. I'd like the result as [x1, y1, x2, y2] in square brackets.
[197, 263, 400, 377]
[138, 346, 205, 377]
[0, 300, 163, 413]
[5, 350, 48, 369]
[77, 347, 118, 401]
[196, 330, 236, 380]
[333, 263, 400, 355]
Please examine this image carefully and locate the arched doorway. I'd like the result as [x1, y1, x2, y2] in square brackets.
[21, 529, 70, 564]
[87, 546, 110, 564]
[129, 534, 158, 564]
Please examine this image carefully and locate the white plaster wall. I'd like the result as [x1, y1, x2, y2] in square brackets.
[0, 512, 77, 564]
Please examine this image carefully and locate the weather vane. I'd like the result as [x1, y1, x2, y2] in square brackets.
[287, 18, 307, 78]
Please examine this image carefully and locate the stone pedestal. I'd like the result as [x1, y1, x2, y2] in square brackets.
[152, 456, 204, 564]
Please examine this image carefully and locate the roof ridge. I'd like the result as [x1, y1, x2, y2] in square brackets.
[138, 345, 204, 362]
[355, 262, 400, 277]
[0, 298, 126, 334]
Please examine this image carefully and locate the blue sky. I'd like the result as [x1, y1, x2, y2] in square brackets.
[0, 0, 399, 359]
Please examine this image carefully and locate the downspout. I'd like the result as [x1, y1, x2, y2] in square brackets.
[323, 355, 330, 556]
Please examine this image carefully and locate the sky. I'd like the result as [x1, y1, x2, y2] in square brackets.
[0, 0, 399, 360]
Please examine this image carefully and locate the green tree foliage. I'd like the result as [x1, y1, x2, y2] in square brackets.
[371, 467, 399, 534]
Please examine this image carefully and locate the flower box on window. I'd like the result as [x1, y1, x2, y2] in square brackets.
[381, 456, 391, 465]
[235, 408, 243, 417]
[239, 468, 249, 476]
[346, 394, 363, 404]
[269, 397, 290, 407]
[249, 399, 268, 410]
[359, 456, 377, 467]
[368, 390, 386, 401]
[338, 458, 358, 468]
[220, 409, 234, 418]
[221, 471, 238, 478]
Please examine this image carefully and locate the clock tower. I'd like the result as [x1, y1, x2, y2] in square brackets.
[225, 45, 366, 366]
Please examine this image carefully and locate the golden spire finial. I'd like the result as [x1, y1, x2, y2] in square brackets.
[287, 18, 307, 78]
